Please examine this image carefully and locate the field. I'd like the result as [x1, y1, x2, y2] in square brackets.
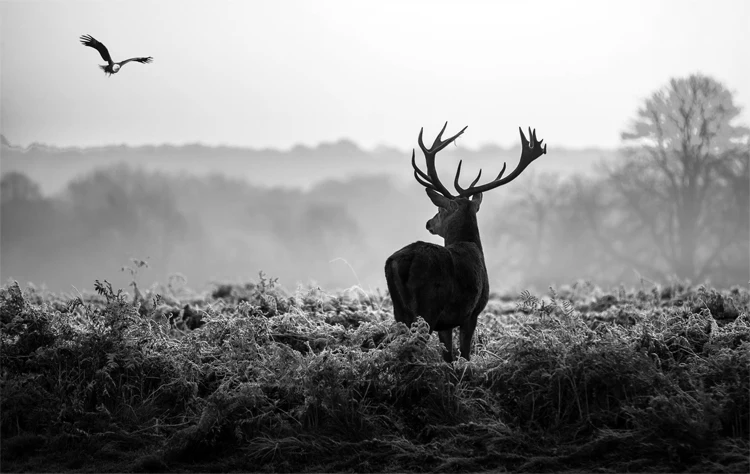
[1, 275, 748, 473]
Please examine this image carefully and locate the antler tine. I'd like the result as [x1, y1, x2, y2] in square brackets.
[457, 126, 546, 197]
[411, 149, 431, 182]
[412, 122, 467, 198]
[411, 149, 440, 192]
[453, 160, 486, 194]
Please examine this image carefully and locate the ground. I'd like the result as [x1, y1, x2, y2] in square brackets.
[1, 277, 748, 472]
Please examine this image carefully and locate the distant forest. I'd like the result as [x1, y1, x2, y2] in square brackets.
[2, 161, 747, 293]
[2, 75, 748, 293]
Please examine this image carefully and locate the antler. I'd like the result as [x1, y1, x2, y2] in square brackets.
[411, 122, 468, 198]
[454, 127, 546, 197]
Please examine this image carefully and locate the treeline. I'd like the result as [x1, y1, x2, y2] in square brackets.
[1, 166, 747, 293]
[1, 74, 748, 293]
[1, 167, 403, 292]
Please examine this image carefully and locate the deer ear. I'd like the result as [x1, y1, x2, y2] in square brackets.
[471, 192, 483, 211]
[426, 188, 452, 209]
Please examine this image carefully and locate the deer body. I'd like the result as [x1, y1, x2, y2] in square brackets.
[386, 195, 489, 361]
[386, 240, 489, 360]
[385, 123, 546, 362]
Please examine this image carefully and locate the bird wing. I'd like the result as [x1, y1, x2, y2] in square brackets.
[119, 57, 154, 66]
[80, 34, 112, 63]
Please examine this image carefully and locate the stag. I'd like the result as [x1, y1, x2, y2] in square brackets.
[385, 123, 547, 362]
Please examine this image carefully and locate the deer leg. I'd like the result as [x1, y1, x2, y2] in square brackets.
[458, 316, 478, 361]
[438, 329, 454, 363]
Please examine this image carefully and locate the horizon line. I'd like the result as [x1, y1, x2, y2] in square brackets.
[0, 134, 617, 154]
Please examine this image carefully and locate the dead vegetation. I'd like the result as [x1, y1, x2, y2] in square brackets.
[1, 276, 748, 472]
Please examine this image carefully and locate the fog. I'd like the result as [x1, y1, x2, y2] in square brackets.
[2, 96, 748, 294]
[0, 136, 613, 197]
[2, 1, 749, 294]
[0, 136, 615, 293]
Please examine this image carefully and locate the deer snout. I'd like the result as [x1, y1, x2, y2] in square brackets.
[426, 219, 436, 234]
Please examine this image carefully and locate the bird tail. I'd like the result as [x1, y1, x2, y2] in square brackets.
[98, 65, 111, 76]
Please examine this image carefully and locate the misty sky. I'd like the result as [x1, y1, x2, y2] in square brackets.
[1, 0, 749, 151]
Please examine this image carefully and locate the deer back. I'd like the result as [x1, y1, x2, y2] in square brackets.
[386, 239, 488, 331]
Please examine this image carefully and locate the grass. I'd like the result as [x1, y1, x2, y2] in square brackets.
[1, 275, 748, 472]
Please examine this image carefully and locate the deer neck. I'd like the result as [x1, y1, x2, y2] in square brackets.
[443, 211, 483, 253]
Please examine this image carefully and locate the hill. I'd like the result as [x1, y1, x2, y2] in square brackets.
[1, 135, 617, 196]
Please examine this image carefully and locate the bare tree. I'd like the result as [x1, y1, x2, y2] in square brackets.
[603, 74, 749, 284]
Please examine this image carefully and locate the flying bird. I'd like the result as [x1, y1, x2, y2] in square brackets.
[79, 34, 153, 76]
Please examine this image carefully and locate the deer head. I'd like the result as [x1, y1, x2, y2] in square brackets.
[424, 189, 481, 238]
[413, 123, 547, 243]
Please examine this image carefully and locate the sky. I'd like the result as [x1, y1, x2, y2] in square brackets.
[1, 0, 749, 151]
